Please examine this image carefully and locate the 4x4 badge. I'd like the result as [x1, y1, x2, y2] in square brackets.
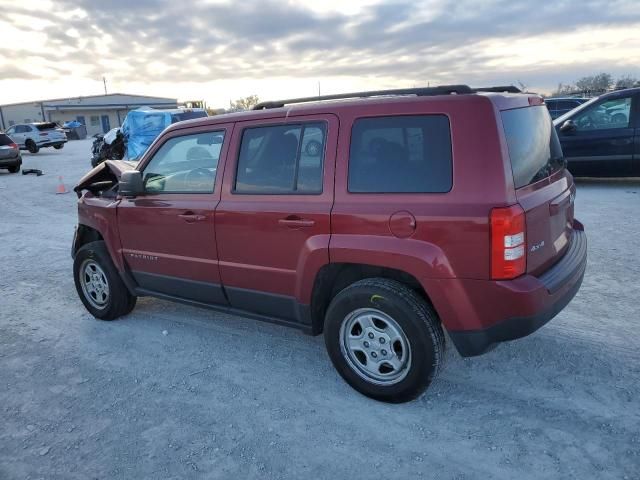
[530, 241, 545, 252]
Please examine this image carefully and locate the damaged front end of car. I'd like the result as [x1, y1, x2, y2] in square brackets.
[74, 160, 137, 199]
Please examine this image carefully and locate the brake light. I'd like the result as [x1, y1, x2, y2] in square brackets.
[491, 204, 526, 280]
[9, 143, 18, 149]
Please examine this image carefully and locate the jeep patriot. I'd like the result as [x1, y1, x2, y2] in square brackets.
[72, 85, 587, 402]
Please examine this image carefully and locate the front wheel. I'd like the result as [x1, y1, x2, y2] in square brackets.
[54, 144, 64, 150]
[324, 278, 445, 403]
[26, 140, 39, 154]
[73, 241, 137, 320]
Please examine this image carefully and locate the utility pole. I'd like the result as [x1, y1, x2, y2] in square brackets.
[103, 77, 108, 95]
[318, 81, 321, 97]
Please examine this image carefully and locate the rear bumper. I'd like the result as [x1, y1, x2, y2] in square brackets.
[0, 155, 22, 167]
[431, 224, 587, 357]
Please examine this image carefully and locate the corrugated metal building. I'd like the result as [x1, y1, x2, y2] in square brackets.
[0, 93, 177, 136]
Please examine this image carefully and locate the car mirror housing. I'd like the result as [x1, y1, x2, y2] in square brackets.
[560, 119, 577, 133]
[119, 170, 144, 197]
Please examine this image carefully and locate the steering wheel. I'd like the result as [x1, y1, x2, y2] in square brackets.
[185, 168, 214, 190]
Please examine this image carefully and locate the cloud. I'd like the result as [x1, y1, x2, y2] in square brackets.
[0, 0, 639, 97]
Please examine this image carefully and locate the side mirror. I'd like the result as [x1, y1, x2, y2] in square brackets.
[560, 119, 577, 133]
[119, 170, 144, 197]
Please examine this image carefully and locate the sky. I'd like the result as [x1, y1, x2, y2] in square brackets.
[1, 0, 639, 108]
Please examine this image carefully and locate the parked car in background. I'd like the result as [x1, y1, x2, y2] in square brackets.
[4, 122, 67, 154]
[0, 132, 22, 173]
[545, 97, 589, 119]
[72, 85, 587, 402]
[554, 87, 640, 176]
[88, 108, 209, 167]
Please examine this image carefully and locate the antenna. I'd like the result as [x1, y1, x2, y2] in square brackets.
[103, 76, 108, 95]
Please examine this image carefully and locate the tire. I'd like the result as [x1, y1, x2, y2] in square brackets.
[54, 144, 64, 150]
[8, 164, 20, 173]
[324, 278, 445, 403]
[26, 140, 39, 154]
[73, 241, 137, 320]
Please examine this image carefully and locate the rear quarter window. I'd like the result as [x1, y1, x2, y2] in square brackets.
[0, 133, 13, 145]
[501, 106, 565, 189]
[348, 115, 452, 193]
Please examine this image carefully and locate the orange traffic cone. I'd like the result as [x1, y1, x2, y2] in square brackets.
[56, 176, 68, 194]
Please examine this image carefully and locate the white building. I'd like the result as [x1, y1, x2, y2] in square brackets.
[0, 93, 178, 136]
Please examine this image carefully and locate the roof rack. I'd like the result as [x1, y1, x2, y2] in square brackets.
[252, 84, 522, 110]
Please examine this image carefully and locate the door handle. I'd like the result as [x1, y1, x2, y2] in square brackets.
[278, 216, 315, 228]
[178, 212, 206, 223]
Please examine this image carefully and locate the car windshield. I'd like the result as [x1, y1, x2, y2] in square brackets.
[171, 111, 208, 122]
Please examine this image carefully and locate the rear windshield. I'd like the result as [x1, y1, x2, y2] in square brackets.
[501, 106, 565, 188]
[0, 133, 13, 145]
[171, 111, 208, 123]
[35, 122, 58, 131]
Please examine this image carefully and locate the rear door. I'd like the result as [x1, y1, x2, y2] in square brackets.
[558, 93, 635, 176]
[215, 114, 337, 321]
[117, 125, 232, 304]
[501, 105, 574, 275]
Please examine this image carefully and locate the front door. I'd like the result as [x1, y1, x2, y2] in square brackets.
[559, 94, 636, 177]
[117, 126, 231, 304]
[215, 114, 338, 321]
[101, 115, 111, 133]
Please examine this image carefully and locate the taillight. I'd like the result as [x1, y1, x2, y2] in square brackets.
[9, 143, 18, 149]
[491, 204, 526, 280]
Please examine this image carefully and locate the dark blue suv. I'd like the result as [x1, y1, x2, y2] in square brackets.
[545, 97, 588, 119]
[554, 87, 640, 177]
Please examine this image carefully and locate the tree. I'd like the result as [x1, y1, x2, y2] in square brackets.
[615, 75, 639, 90]
[574, 73, 612, 94]
[229, 95, 260, 112]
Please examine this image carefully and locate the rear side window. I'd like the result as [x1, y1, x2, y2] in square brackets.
[235, 123, 326, 194]
[348, 115, 452, 193]
[0, 133, 13, 145]
[501, 106, 564, 189]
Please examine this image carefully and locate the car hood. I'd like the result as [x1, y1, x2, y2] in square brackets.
[74, 160, 137, 197]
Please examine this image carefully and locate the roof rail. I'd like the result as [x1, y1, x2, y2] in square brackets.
[474, 86, 522, 93]
[252, 84, 475, 110]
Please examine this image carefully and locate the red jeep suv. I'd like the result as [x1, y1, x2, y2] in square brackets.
[72, 85, 587, 402]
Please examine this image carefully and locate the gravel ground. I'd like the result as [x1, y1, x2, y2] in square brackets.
[1, 139, 639, 479]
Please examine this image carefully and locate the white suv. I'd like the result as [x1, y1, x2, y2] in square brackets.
[4, 122, 67, 154]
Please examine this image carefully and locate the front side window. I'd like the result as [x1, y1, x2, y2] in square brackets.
[573, 97, 632, 131]
[235, 123, 326, 194]
[348, 115, 452, 193]
[142, 131, 224, 194]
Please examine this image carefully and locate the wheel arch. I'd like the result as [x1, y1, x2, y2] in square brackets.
[308, 262, 440, 335]
[72, 224, 104, 258]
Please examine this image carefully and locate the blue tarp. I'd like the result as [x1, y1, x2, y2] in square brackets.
[121, 107, 173, 160]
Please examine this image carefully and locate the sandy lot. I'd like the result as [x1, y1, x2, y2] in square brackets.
[0, 139, 639, 479]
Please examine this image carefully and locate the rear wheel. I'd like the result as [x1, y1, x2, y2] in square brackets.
[73, 241, 137, 320]
[324, 278, 445, 403]
[8, 164, 20, 173]
[26, 140, 39, 154]
[54, 144, 64, 150]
